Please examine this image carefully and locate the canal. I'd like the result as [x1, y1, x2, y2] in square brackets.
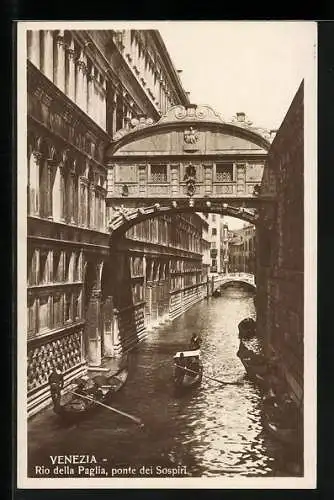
[28, 288, 299, 478]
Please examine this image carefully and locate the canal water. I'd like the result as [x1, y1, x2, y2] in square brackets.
[28, 288, 300, 478]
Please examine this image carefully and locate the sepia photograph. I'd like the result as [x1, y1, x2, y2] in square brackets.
[16, 21, 317, 488]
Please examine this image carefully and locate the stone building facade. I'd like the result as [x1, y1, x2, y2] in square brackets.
[26, 28, 196, 416]
[108, 213, 210, 356]
[207, 213, 222, 274]
[25, 28, 272, 417]
[228, 224, 256, 274]
[256, 81, 304, 405]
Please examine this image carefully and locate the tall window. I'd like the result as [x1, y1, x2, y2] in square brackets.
[53, 250, 63, 282]
[64, 292, 72, 322]
[38, 295, 50, 332]
[52, 165, 62, 221]
[53, 294, 63, 328]
[28, 151, 40, 216]
[151, 164, 167, 183]
[216, 163, 233, 182]
[28, 248, 38, 286]
[39, 250, 51, 284]
[39, 159, 48, 218]
[27, 296, 37, 338]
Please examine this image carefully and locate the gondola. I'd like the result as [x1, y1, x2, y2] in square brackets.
[173, 349, 203, 393]
[51, 366, 128, 421]
[238, 355, 268, 383]
[238, 317, 256, 339]
[212, 289, 221, 298]
[237, 342, 268, 384]
[262, 413, 300, 447]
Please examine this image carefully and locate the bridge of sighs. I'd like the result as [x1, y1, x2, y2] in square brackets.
[105, 104, 274, 234]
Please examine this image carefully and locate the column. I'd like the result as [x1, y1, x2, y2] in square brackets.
[112, 90, 117, 133]
[84, 181, 89, 227]
[47, 161, 54, 219]
[44, 30, 54, 81]
[101, 295, 115, 357]
[82, 55, 88, 114]
[97, 87, 102, 128]
[101, 80, 107, 130]
[54, 30, 65, 92]
[52, 165, 61, 221]
[59, 165, 65, 221]
[101, 190, 106, 230]
[92, 78, 99, 124]
[85, 288, 102, 366]
[29, 31, 40, 68]
[87, 66, 94, 118]
[75, 50, 86, 111]
[89, 184, 95, 228]
[29, 152, 41, 216]
[66, 40, 75, 101]
[70, 171, 76, 223]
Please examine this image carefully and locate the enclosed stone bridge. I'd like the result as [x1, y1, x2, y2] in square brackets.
[105, 104, 275, 233]
[212, 273, 256, 292]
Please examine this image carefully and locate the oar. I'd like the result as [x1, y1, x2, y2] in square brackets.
[176, 365, 242, 386]
[69, 390, 144, 427]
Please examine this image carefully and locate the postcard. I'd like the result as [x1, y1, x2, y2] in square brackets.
[16, 20, 317, 489]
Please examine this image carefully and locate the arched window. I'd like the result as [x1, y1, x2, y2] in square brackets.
[52, 164, 62, 221]
[28, 150, 40, 216]
[39, 156, 48, 218]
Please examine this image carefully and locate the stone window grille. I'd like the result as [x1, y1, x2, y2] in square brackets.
[216, 163, 233, 182]
[151, 164, 167, 183]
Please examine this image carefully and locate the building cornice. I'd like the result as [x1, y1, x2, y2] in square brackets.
[27, 60, 111, 143]
[149, 30, 190, 106]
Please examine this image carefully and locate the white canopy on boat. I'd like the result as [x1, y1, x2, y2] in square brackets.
[174, 350, 200, 359]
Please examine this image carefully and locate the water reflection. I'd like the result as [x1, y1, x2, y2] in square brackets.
[28, 288, 294, 477]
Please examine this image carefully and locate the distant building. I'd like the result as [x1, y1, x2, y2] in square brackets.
[228, 224, 256, 274]
[221, 222, 229, 274]
[207, 213, 223, 274]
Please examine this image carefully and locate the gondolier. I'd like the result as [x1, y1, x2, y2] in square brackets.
[50, 362, 129, 421]
[173, 349, 203, 393]
[174, 352, 186, 384]
[48, 364, 64, 412]
[189, 333, 202, 350]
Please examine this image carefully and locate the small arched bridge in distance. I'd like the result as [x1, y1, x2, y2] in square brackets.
[212, 273, 256, 292]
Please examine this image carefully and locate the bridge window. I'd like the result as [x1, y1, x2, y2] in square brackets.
[216, 163, 233, 182]
[150, 164, 167, 183]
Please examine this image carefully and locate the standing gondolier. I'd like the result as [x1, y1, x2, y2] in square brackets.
[48, 364, 64, 413]
[189, 333, 202, 350]
[174, 352, 186, 385]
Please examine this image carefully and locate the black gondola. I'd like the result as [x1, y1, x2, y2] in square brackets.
[173, 350, 203, 393]
[50, 366, 128, 421]
[237, 340, 268, 384]
[262, 413, 300, 447]
[238, 317, 256, 339]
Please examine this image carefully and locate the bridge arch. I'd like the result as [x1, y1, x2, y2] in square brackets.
[105, 105, 273, 219]
[212, 273, 256, 292]
[108, 202, 259, 238]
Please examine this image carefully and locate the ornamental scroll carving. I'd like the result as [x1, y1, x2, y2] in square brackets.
[159, 105, 224, 124]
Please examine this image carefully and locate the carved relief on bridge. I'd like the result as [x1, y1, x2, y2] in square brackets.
[106, 160, 264, 200]
[107, 201, 259, 235]
[106, 104, 272, 202]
